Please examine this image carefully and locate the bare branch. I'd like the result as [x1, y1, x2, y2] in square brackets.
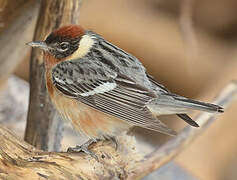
[0, 125, 143, 179]
[179, 0, 197, 51]
[25, 0, 82, 152]
[179, 0, 200, 76]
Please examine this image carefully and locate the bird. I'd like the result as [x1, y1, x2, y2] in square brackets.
[27, 24, 223, 154]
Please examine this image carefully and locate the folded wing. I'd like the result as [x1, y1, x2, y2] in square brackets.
[52, 59, 177, 135]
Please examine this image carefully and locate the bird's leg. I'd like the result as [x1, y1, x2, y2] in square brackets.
[67, 137, 119, 159]
[67, 139, 98, 160]
[110, 137, 119, 150]
[103, 136, 119, 150]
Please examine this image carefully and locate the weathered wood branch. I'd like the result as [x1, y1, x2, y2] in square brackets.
[0, 124, 143, 179]
[0, 0, 39, 85]
[25, 0, 82, 151]
[0, 79, 236, 179]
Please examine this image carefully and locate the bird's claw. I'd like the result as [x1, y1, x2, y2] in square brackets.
[67, 137, 118, 160]
[67, 139, 98, 160]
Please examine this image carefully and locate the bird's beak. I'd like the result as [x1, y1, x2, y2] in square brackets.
[26, 41, 49, 51]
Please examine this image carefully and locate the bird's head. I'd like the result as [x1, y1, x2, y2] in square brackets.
[27, 25, 94, 60]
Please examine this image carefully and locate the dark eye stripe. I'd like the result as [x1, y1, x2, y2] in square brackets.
[45, 33, 81, 59]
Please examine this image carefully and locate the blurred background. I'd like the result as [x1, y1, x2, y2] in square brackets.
[0, 0, 237, 179]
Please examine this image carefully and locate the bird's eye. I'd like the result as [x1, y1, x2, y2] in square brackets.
[58, 42, 69, 51]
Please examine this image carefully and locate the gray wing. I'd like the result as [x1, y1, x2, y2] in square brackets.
[52, 59, 176, 136]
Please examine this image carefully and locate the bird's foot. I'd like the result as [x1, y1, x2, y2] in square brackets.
[67, 139, 98, 160]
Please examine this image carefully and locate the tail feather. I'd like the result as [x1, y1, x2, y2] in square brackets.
[147, 94, 224, 117]
[172, 96, 224, 113]
[147, 74, 223, 128]
[177, 114, 199, 127]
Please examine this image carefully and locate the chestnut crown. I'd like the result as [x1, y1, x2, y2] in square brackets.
[27, 25, 85, 59]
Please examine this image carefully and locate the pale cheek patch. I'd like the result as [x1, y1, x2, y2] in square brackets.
[80, 82, 117, 96]
[70, 35, 95, 59]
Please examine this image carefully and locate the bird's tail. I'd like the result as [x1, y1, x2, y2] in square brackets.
[147, 93, 224, 115]
[171, 95, 223, 113]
